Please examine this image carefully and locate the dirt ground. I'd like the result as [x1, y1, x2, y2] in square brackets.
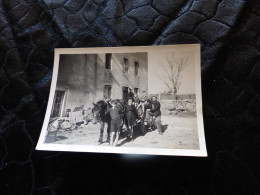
[45, 113, 200, 150]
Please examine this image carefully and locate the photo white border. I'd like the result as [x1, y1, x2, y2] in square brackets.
[36, 44, 207, 157]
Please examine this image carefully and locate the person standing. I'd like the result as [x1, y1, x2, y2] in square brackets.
[127, 88, 134, 102]
[139, 91, 150, 118]
[149, 96, 163, 135]
[139, 91, 147, 102]
[125, 98, 138, 140]
[134, 93, 140, 107]
[134, 93, 143, 120]
[105, 100, 123, 146]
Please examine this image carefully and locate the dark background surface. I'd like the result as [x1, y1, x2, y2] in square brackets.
[0, 0, 260, 194]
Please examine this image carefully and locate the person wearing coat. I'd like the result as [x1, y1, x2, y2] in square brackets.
[105, 100, 123, 146]
[127, 88, 134, 101]
[148, 96, 163, 134]
[125, 98, 138, 140]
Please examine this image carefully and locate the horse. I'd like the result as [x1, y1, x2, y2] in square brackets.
[92, 100, 111, 143]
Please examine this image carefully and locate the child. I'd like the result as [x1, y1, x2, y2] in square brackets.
[105, 100, 123, 146]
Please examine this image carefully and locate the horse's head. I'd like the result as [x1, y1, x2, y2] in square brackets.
[92, 101, 106, 124]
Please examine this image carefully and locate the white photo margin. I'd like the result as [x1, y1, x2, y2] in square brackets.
[36, 44, 207, 157]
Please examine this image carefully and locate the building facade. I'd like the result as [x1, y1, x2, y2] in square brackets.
[51, 52, 148, 118]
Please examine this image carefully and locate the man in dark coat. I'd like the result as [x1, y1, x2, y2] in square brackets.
[123, 87, 134, 105]
[105, 100, 123, 146]
[148, 96, 163, 134]
[125, 98, 138, 139]
[127, 88, 134, 101]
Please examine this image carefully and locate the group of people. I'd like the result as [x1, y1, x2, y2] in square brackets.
[104, 88, 163, 147]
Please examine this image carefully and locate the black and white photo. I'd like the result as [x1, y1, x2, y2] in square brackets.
[36, 45, 207, 156]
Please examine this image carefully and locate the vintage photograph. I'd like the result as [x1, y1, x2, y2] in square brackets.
[36, 45, 207, 156]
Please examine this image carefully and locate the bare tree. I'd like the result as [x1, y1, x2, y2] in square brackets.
[160, 54, 189, 99]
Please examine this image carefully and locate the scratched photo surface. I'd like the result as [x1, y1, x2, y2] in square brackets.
[36, 45, 206, 156]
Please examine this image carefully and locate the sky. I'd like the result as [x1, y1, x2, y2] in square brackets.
[148, 50, 196, 95]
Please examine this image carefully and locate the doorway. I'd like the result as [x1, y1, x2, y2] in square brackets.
[51, 90, 65, 118]
[122, 86, 129, 102]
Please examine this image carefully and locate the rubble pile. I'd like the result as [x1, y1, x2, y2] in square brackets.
[161, 99, 196, 115]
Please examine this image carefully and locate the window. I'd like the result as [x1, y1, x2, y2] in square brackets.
[134, 88, 139, 95]
[51, 91, 65, 117]
[104, 85, 112, 99]
[134, 61, 139, 76]
[105, 53, 112, 69]
[123, 58, 129, 72]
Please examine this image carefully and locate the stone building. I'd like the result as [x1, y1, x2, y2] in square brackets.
[51, 52, 148, 117]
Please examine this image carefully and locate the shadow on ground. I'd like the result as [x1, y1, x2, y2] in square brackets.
[117, 123, 169, 147]
[45, 134, 68, 143]
[161, 124, 168, 133]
